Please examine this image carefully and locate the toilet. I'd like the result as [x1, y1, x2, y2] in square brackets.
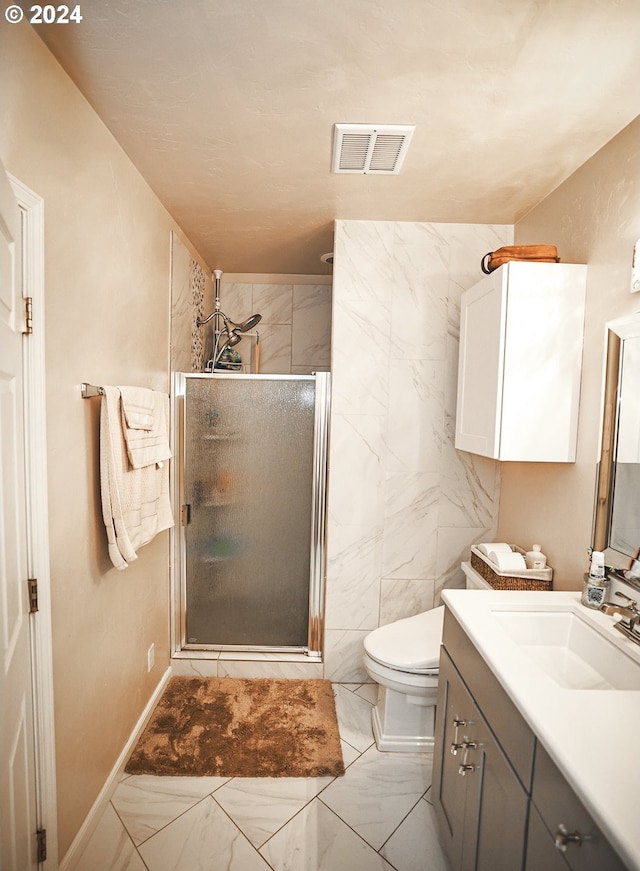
[363, 563, 491, 752]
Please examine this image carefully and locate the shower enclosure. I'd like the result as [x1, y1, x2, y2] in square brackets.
[173, 372, 330, 657]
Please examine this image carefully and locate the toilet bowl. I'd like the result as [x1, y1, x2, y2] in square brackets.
[363, 563, 491, 752]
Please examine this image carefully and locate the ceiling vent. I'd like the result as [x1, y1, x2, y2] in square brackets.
[332, 124, 415, 174]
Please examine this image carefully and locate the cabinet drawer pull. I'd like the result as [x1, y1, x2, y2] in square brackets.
[456, 742, 477, 776]
[554, 824, 583, 852]
[450, 718, 467, 755]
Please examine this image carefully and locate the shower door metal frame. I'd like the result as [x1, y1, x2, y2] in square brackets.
[171, 371, 330, 659]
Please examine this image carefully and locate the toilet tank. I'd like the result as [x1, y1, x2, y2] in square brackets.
[461, 561, 493, 590]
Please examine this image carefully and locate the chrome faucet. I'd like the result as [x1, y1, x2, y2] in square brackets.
[601, 593, 640, 646]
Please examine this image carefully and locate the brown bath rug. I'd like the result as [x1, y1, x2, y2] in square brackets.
[125, 677, 345, 778]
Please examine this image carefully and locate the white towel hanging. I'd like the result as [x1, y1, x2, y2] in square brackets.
[119, 385, 156, 430]
[117, 386, 172, 470]
[100, 386, 174, 570]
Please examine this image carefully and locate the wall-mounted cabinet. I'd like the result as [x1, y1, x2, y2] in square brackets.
[455, 262, 587, 461]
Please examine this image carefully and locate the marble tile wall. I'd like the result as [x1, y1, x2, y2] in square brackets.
[324, 220, 514, 683]
[170, 232, 213, 373]
[220, 280, 332, 374]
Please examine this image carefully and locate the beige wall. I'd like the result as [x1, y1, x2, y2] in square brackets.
[498, 117, 640, 589]
[0, 21, 206, 859]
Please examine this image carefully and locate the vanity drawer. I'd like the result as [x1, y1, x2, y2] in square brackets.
[531, 743, 625, 871]
[442, 609, 536, 791]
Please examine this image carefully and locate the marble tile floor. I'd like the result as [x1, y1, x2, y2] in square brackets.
[72, 683, 450, 871]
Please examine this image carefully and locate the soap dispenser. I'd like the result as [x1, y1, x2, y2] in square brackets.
[525, 544, 546, 570]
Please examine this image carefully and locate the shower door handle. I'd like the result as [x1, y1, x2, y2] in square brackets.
[181, 504, 191, 526]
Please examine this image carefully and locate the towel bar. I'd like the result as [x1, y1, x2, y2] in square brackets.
[81, 383, 104, 398]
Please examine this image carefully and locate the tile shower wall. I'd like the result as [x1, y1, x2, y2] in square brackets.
[324, 220, 514, 683]
[170, 232, 214, 373]
[220, 279, 332, 374]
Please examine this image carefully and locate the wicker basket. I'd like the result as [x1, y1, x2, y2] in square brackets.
[470, 545, 553, 591]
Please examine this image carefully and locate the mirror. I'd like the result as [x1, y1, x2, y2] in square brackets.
[594, 314, 640, 570]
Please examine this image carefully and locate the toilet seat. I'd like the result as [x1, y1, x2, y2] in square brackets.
[363, 652, 440, 693]
[363, 605, 444, 674]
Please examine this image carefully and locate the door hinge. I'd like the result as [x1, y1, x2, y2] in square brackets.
[28, 578, 38, 613]
[181, 504, 191, 526]
[36, 828, 47, 863]
[23, 297, 33, 335]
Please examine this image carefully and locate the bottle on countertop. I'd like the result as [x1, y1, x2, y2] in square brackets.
[581, 550, 609, 609]
[525, 544, 547, 570]
[589, 550, 606, 580]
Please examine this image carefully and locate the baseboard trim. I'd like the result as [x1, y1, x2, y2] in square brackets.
[371, 705, 435, 753]
[59, 666, 173, 871]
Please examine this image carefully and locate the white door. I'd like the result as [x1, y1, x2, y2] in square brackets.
[0, 164, 39, 867]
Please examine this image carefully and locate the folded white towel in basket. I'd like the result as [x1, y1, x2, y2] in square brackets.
[118, 386, 172, 469]
[100, 386, 174, 570]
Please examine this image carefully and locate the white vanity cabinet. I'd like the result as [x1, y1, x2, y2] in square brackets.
[455, 262, 587, 461]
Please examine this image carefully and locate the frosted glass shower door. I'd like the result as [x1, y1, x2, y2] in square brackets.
[180, 373, 329, 651]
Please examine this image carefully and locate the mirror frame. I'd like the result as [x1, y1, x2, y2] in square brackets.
[593, 312, 640, 569]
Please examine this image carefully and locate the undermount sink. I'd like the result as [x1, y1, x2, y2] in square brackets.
[491, 609, 640, 691]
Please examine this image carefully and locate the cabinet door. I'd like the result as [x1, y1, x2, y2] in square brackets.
[433, 648, 478, 870]
[525, 803, 570, 871]
[454, 271, 506, 458]
[499, 263, 586, 461]
[434, 647, 529, 871]
[531, 744, 626, 871]
[469, 713, 529, 871]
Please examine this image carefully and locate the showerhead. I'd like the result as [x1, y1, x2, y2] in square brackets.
[225, 331, 242, 347]
[226, 313, 262, 333]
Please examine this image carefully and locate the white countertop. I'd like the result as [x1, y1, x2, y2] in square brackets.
[441, 586, 640, 871]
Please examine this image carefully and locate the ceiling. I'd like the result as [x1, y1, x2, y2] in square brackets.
[36, 0, 640, 276]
